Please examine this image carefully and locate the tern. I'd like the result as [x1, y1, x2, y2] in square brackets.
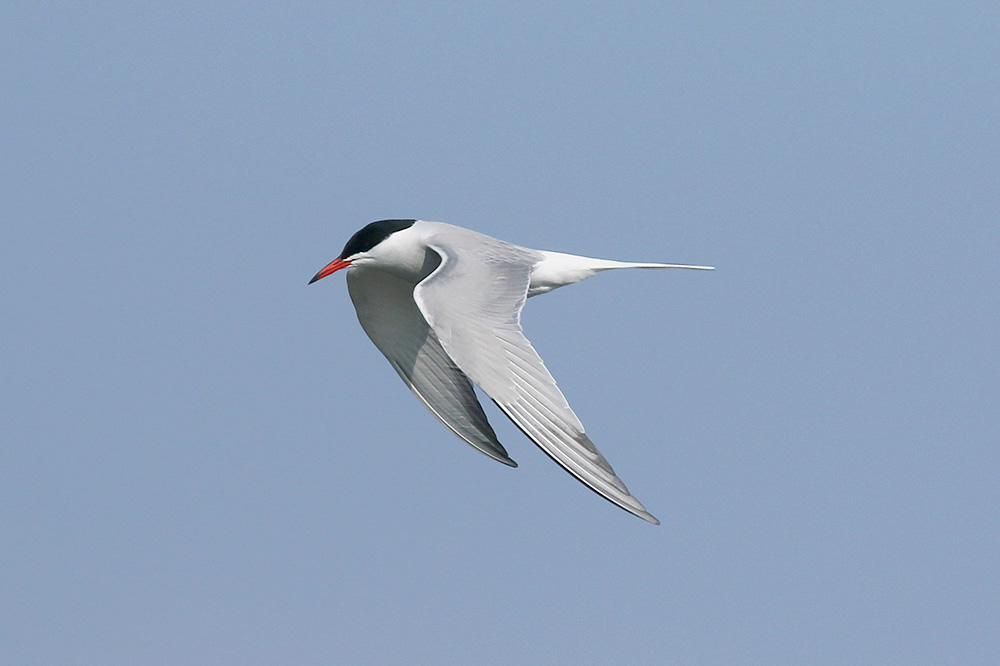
[309, 219, 712, 524]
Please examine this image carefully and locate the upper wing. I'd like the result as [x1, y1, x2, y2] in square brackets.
[413, 238, 659, 524]
[347, 267, 516, 466]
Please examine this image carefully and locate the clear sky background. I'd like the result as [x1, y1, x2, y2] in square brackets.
[3, 3, 998, 664]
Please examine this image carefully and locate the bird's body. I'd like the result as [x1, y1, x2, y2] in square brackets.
[310, 220, 713, 524]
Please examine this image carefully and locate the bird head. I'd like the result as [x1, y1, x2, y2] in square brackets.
[309, 219, 418, 284]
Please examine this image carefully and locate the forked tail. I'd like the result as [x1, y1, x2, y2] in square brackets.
[599, 260, 715, 271]
[528, 251, 714, 296]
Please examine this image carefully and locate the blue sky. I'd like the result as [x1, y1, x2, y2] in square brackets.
[2, 3, 998, 664]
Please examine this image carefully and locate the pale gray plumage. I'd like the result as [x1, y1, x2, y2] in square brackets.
[346, 266, 515, 467]
[311, 220, 713, 524]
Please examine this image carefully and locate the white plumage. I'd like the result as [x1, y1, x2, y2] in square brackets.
[310, 220, 713, 524]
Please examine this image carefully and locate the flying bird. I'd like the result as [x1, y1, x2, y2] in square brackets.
[309, 220, 712, 524]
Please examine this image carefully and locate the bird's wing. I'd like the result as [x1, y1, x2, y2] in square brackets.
[413, 238, 659, 524]
[346, 267, 516, 466]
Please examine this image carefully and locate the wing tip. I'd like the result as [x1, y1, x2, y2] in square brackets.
[617, 492, 660, 525]
[635, 509, 661, 525]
